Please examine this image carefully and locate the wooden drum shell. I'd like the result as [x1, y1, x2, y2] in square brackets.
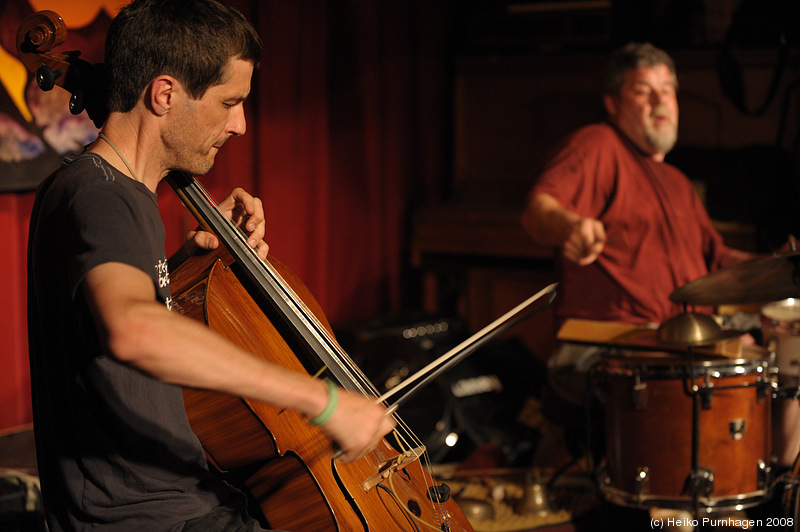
[598, 350, 772, 511]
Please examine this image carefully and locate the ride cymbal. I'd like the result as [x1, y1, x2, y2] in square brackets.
[669, 251, 800, 306]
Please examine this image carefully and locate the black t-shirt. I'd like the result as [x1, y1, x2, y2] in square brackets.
[27, 151, 234, 531]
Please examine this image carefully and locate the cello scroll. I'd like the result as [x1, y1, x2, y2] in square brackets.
[16, 9, 108, 127]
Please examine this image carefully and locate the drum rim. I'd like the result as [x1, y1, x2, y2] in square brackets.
[763, 298, 800, 325]
[598, 354, 770, 379]
[597, 483, 773, 512]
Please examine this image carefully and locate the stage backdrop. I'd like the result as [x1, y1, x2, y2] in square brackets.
[0, 0, 449, 431]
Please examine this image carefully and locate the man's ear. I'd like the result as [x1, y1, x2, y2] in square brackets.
[603, 93, 618, 118]
[149, 75, 177, 116]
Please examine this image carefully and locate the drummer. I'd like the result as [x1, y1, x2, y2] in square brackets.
[520, 43, 772, 458]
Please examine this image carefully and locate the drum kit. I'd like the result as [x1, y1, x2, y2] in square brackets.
[558, 251, 800, 520]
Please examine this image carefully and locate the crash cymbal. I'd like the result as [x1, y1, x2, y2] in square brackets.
[669, 251, 800, 306]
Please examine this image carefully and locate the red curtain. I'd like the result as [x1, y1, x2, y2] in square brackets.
[0, 192, 35, 431]
[0, 0, 449, 431]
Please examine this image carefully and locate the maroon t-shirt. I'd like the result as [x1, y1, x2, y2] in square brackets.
[531, 122, 734, 325]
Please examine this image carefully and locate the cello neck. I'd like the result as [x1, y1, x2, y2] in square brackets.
[165, 172, 367, 393]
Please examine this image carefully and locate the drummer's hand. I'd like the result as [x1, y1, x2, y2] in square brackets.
[563, 217, 606, 266]
[321, 390, 396, 463]
[184, 188, 269, 261]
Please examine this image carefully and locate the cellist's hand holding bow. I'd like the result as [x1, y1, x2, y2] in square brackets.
[319, 388, 396, 463]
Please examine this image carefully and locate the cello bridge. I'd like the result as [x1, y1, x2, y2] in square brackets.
[362, 446, 425, 492]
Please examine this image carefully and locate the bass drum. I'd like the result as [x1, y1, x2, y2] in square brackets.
[597, 348, 773, 512]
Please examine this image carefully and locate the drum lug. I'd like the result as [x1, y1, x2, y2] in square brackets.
[686, 468, 715, 497]
[762, 375, 777, 402]
[767, 336, 778, 357]
[700, 373, 714, 410]
[729, 418, 746, 441]
[633, 374, 647, 410]
[635, 466, 650, 499]
[700, 469, 715, 497]
[700, 389, 713, 409]
[757, 459, 771, 489]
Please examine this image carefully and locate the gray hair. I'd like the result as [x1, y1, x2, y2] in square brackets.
[603, 42, 678, 96]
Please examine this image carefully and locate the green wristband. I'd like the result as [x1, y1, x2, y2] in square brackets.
[309, 379, 339, 426]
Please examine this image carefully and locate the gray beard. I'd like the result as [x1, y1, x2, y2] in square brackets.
[645, 127, 678, 155]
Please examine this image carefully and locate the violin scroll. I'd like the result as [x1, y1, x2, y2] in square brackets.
[16, 10, 108, 127]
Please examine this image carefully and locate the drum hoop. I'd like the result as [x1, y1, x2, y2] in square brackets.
[599, 483, 772, 513]
[599, 357, 769, 380]
[763, 298, 800, 328]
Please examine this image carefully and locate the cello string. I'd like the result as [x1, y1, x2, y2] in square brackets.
[189, 178, 430, 449]
[190, 178, 378, 395]
[190, 178, 450, 526]
[381, 432, 448, 530]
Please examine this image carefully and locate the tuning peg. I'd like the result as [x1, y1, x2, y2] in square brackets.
[69, 89, 85, 115]
[36, 63, 61, 91]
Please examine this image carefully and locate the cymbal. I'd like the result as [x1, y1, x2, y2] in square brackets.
[656, 312, 743, 346]
[669, 251, 800, 306]
[557, 318, 746, 358]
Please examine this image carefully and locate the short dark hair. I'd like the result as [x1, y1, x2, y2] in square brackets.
[105, 0, 262, 112]
[603, 42, 678, 96]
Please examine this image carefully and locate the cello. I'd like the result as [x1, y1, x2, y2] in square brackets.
[16, 9, 474, 531]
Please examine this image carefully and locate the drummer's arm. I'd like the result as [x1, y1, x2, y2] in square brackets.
[715, 233, 798, 270]
[718, 248, 760, 269]
[521, 192, 607, 266]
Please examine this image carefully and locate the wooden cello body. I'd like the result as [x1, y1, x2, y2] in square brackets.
[170, 239, 470, 531]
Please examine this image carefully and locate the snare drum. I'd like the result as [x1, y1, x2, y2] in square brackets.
[597, 348, 772, 512]
[763, 298, 800, 392]
[763, 299, 800, 467]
